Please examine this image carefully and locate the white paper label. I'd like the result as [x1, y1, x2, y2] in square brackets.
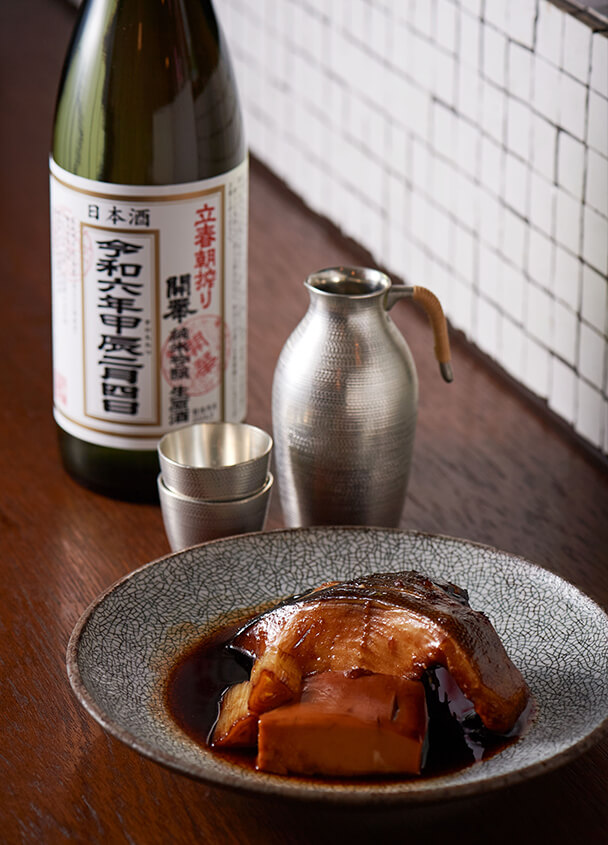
[50, 158, 248, 449]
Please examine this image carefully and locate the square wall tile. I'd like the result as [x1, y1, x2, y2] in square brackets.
[456, 171, 479, 230]
[581, 263, 608, 334]
[476, 296, 500, 359]
[459, 8, 481, 71]
[557, 131, 586, 199]
[386, 224, 409, 275]
[389, 17, 414, 77]
[451, 275, 475, 336]
[553, 245, 581, 309]
[483, 26, 507, 88]
[458, 62, 482, 124]
[413, 0, 434, 38]
[410, 31, 435, 90]
[369, 3, 390, 57]
[500, 259, 526, 324]
[387, 120, 409, 179]
[483, 0, 509, 35]
[433, 102, 458, 161]
[555, 188, 582, 256]
[508, 41, 533, 102]
[522, 334, 551, 398]
[533, 56, 560, 127]
[529, 172, 555, 238]
[504, 151, 529, 218]
[481, 80, 506, 144]
[583, 204, 608, 275]
[328, 29, 353, 86]
[436, 0, 458, 54]
[553, 300, 579, 366]
[411, 191, 431, 247]
[432, 258, 455, 314]
[500, 314, 525, 380]
[562, 13, 592, 85]
[549, 356, 577, 424]
[579, 323, 605, 388]
[590, 33, 608, 98]
[585, 149, 608, 218]
[411, 137, 432, 194]
[576, 380, 603, 447]
[427, 205, 454, 266]
[506, 97, 532, 160]
[506, 0, 535, 49]
[531, 114, 557, 182]
[387, 172, 408, 231]
[454, 223, 477, 283]
[527, 283, 554, 347]
[479, 192, 502, 251]
[432, 155, 456, 212]
[528, 227, 554, 291]
[502, 205, 527, 269]
[456, 117, 480, 179]
[407, 85, 432, 140]
[587, 90, 608, 157]
[346, 0, 368, 43]
[479, 244, 500, 303]
[480, 134, 503, 195]
[461, 0, 483, 18]
[433, 47, 458, 108]
[558, 72, 588, 142]
[536, 0, 564, 68]
[382, 62, 409, 117]
[407, 240, 429, 289]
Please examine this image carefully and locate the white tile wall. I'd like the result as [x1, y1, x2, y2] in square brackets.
[216, 0, 608, 456]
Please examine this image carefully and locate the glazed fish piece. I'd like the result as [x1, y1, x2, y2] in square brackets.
[232, 570, 529, 734]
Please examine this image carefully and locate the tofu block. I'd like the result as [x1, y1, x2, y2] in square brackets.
[256, 671, 428, 776]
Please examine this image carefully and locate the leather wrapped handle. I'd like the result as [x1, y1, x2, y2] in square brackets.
[385, 283, 453, 383]
[412, 286, 453, 382]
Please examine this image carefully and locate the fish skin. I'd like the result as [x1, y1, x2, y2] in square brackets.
[232, 570, 530, 734]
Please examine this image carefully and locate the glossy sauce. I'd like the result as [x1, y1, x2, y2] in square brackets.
[165, 620, 531, 781]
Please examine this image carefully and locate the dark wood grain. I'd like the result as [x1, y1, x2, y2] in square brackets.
[0, 1, 606, 843]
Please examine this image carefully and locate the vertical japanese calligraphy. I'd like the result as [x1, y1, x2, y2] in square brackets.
[164, 274, 195, 425]
[83, 226, 158, 424]
[194, 202, 218, 309]
[96, 238, 144, 416]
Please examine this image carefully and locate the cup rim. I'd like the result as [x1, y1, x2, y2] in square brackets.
[305, 266, 391, 298]
[157, 472, 273, 506]
[157, 422, 273, 473]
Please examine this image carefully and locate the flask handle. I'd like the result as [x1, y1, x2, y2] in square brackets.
[385, 285, 454, 383]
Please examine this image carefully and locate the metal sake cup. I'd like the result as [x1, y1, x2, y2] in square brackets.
[158, 422, 273, 501]
[157, 473, 274, 552]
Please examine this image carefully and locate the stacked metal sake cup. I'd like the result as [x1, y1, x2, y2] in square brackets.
[157, 422, 273, 552]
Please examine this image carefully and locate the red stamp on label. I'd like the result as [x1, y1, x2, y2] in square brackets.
[161, 313, 230, 397]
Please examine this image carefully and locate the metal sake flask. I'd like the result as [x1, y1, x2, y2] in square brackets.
[272, 266, 453, 528]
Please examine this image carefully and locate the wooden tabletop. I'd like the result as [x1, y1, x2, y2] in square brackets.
[1, 1, 607, 843]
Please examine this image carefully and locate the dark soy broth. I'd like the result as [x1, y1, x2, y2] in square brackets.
[165, 619, 530, 782]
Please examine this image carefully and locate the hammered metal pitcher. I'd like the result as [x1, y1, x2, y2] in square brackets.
[272, 266, 452, 528]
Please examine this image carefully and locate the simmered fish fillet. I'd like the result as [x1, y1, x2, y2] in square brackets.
[232, 570, 529, 734]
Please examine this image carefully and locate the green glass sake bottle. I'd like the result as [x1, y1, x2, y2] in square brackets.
[50, 0, 248, 501]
